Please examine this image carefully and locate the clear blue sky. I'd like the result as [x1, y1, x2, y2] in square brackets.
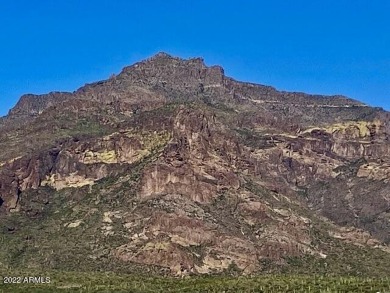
[1, 0, 389, 116]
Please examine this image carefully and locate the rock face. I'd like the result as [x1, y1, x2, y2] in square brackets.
[9, 92, 73, 117]
[138, 106, 241, 204]
[0, 129, 170, 211]
[0, 52, 389, 276]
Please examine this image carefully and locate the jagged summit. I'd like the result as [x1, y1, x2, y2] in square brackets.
[151, 51, 174, 59]
[144, 51, 206, 66]
[149, 51, 205, 65]
[119, 52, 225, 86]
[5, 53, 372, 124]
[121, 52, 209, 74]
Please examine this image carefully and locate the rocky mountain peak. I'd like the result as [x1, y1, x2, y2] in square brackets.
[119, 52, 225, 88]
[5, 52, 371, 125]
[0, 53, 390, 277]
[141, 51, 207, 68]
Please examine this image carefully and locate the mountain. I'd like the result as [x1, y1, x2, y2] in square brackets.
[0, 52, 389, 276]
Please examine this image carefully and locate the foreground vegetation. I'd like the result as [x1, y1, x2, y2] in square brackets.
[1, 269, 390, 293]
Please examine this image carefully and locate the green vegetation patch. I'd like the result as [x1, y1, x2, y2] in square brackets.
[0, 270, 389, 293]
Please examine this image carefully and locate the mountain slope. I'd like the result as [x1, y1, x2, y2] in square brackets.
[0, 53, 389, 276]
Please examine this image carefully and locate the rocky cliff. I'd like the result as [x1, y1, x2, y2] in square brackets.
[0, 53, 389, 276]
